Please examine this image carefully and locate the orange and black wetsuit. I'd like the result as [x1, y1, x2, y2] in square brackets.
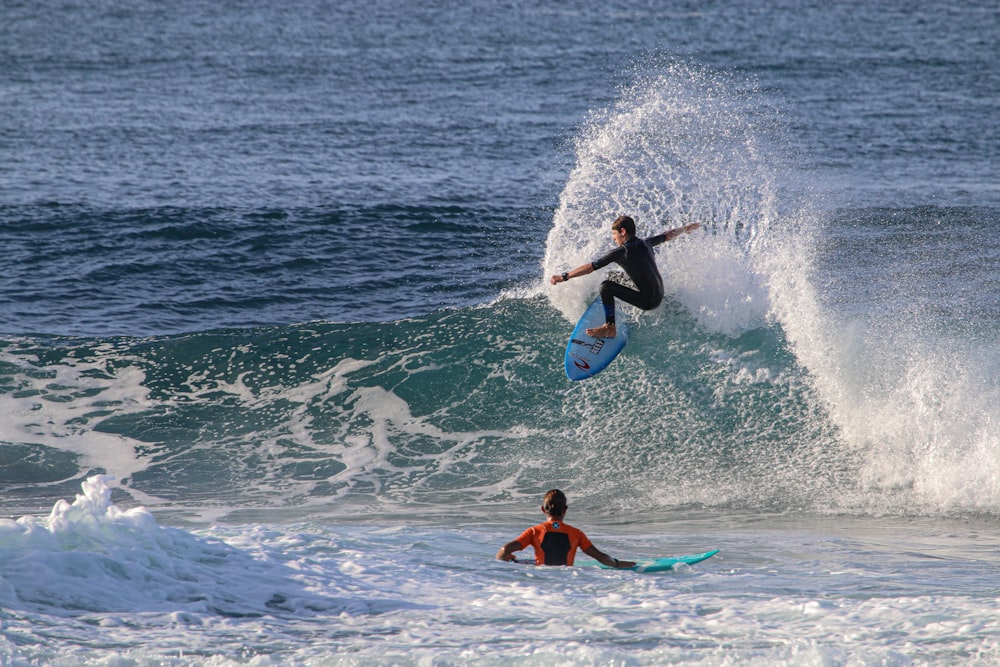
[513, 518, 593, 566]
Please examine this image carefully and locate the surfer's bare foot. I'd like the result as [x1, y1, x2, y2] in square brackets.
[586, 324, 617, 338]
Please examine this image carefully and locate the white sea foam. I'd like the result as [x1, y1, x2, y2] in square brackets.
[0, 344, 157, 492]
[4, 482, 1000, 665]
[763, 213, 1000, 513]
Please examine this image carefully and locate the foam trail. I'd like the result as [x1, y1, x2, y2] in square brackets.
[0, 344, 158, 496]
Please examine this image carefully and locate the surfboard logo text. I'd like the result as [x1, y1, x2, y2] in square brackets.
[570, 338, 605, 354]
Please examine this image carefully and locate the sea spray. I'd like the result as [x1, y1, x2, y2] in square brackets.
[768, 208, 1000, 513]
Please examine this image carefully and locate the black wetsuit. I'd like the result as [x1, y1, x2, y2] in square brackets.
[591, 233, 667, 325]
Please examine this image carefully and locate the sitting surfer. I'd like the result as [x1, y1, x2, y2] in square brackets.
[496, 489, 636, 568]
[550, 215, 701, 338]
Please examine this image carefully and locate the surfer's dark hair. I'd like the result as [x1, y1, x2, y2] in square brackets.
[612, 215, 636, 237]
[542, 489, 568, 517]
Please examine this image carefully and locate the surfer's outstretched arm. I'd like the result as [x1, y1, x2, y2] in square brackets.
[661, 222, 701, 242]
[550, 262, 595, 285]
[583, 545, 636, 569]
[496, 540, 523, 562]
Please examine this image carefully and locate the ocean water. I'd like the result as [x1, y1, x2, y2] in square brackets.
[2, 0, 1000, 665]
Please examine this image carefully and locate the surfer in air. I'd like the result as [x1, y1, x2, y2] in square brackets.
[496, 489, 636, 568]
[550, 215, 701, 338]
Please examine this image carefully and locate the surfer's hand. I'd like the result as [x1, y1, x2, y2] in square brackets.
[497, 542, 522, 561]
[549, 274, 562, 285]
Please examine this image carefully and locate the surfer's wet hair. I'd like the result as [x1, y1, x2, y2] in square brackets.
[612, 215, 636, 237]
[542, 489, 568, 516]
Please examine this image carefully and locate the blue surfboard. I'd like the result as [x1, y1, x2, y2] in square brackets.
[596, 549, 719, 573]
[564, 295, 629, 381]
[513, 550, 719, 572]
